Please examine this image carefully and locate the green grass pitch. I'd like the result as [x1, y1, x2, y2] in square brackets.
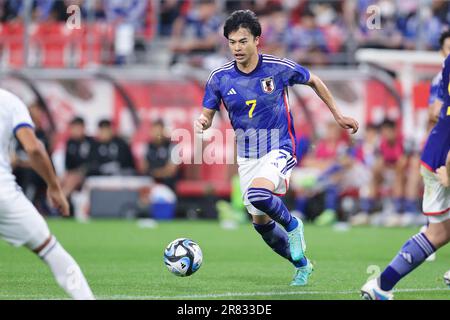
[0, 219, 448, 300]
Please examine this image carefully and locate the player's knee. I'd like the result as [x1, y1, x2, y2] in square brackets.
[32, 235, 54, 255]
[253, 219, 275, 235]
[247, 188, 273, 211]
[252, 214, 272, 225]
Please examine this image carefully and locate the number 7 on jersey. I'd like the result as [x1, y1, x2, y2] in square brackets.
[246, 100, 257, 118]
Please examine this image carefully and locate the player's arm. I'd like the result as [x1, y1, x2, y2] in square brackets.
[194, 108, 216, 133]
[15, 127, 69, 216]
[428, 98, 442, 127]
[306, 73, 359, 134]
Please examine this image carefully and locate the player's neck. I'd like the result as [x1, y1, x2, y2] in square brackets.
[236, 52, 260, 74]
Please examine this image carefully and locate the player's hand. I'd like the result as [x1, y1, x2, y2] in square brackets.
[336, 116, 359, 134]
[47, 186, 70, 217]
[194, 114, 210, 134]
[436, 166, 449, 187]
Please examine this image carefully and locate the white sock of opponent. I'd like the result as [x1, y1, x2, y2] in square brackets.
[38, 236, 95, 300]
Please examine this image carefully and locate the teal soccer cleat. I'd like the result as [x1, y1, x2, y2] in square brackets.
[290, 259, 313, 286]
[287, 216, 306, 262]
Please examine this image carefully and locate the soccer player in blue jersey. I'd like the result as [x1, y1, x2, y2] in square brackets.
[427, 30, 450, 131]
[194, 10, 359, 286]
[361, 55, 450, 300]
[419, 30, 450, 260]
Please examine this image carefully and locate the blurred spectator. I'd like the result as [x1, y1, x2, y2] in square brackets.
[287, 10, 330, 65]
[31, 0, 67, 22]
[258, 5, 289, 57]
[224, 0, 256, 14]
[159, 0, 189, 36]
[401, 6, 444, 50]
[103, 0, 149, 64]
[89, 119, 136, 176]
[356, 0, 403, 49]
[90, 0, 106, 20]
[143, 119, 179, 190]
[1, 0, 24, 21]
[350, 123, 380, 225]
[169, 0, 221, 66]
[432, 0, 450, 26]
[356, 119, 407, 226]
[291, 121, 350, 224]
[103, 0, 148, 30]
[61, 116, 95, 198]
[12, 103, 52, 215]
[252, 0, 283, 16]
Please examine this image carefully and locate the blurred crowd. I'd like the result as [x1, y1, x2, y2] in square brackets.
[12, 109, 431, 228]
[290, 119, 427, 228]
[12, 110, 180, 217]
[0, 0, 449, 67]
[0, 0, 149, 31]
[168, 0, 450, 67]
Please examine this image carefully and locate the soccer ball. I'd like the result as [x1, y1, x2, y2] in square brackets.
[444, 270, 450, 287]
[164, 238, 203, 277]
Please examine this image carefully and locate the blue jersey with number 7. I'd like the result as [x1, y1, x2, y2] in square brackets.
[202, 54, 310, 159]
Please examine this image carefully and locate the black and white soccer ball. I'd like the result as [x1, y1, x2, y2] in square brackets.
[164, 238, 203, 277]
[444, 270, 450, 287]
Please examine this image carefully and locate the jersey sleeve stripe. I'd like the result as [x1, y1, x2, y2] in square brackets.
[206, 62, 233, 81]
[206, 62, 234, 84]
[262, 59, 296, 70]
[262, 55, 296, 68]
[13, 123, 34, 135]
[283, 58, 297, 67]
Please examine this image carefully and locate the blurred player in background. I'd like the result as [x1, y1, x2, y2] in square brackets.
[428, 30, 450, 131]
[195, 10, 358, 286]
[89, 119, 136, 176]
[361, 55, 450, 300]
[416, 30, 450, 259]
[0, 89, 94, 299]
[143, 119, 179, 191]
[61, 116, 96, 211]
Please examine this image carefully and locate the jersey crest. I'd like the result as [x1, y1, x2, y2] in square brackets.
[261, 76, 275, 94]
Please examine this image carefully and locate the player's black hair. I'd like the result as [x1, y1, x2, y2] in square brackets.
[380, 119, 396, 129]
[439, 30, 450, 49]
[366, 123, 379, 131]
[223, 10, 261, 39]
[152, 118, 165, 127]
[98, 119, 112, 128]
[70, 116, 85, 126]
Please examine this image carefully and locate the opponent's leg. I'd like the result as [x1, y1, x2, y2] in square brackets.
[32, 235, 95, 300]
[362, 219, 450, 300]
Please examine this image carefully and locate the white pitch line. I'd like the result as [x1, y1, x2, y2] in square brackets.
[103, 287, 449, 300]
[0, 287, 447, 300]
